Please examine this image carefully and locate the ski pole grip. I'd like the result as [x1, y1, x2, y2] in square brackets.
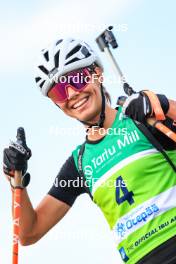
[14, 171, 22, 188]
[96, 26, 118, 51]
[16, 127, 26, 146]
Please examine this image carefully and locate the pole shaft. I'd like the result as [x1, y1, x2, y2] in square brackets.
[147, 118, 176, 142]
[104, 47, 124, 80]
[12, 171, 22, 264]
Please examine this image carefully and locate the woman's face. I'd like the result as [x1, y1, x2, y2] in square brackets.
[56, 67, 103, 123]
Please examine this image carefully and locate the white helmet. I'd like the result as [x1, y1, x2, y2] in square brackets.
[35, 38, 103, 96]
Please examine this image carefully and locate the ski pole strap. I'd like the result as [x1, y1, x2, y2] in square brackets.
[142, 90, 166, 121]
[135, 121, 176, 173]
[78, 142, 93, 200]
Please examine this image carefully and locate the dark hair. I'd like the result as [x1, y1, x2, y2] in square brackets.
[90, 64, 111, 105]
[103, 86, 111, 105]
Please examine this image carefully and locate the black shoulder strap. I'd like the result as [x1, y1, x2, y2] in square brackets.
[78, 142, 85, 176]
[135, 121, 176, 173]
[78, 142, 93, 200]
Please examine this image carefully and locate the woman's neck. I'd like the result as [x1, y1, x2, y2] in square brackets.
[86, 105, 117, 141]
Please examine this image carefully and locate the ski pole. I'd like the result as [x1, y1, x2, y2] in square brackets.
[96, 26, 135, 96]
[12, 127, 27, 264]
[96, 26, 176, 143]
[12, 171, 22, 264]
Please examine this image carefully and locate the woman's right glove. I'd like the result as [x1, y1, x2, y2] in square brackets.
[122, 92, 169, 123]
[3, 127, 32, 189]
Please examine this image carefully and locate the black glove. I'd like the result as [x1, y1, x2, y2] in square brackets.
[3, 127, 32, 188]
[122, 92, 169, 123]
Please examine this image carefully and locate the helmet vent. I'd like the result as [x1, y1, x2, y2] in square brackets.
[39, 80, 45, 88]
[35, 77, 41, 83]
[38, 65, 49, 75]
[66, 44, 81, 59]
[65, 57, 80, 66]
[43, 51, 49, 61]
[54, 50, 60, 68]
[81, 46, 91, 58]
[56, 39, 63, 46]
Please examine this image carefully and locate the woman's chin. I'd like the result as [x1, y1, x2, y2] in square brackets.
[78, 111, 100, 124]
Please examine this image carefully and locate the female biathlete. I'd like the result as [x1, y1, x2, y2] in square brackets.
[3, 38, 176, 264]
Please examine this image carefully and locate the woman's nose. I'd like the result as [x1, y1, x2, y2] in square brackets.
[67, 86, 79, 100]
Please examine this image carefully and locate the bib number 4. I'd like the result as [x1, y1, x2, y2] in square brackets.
[116, 176, 134, 205]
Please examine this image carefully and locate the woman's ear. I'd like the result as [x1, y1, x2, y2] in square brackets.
[94, 66, 103, 76]
[93, 67, 104, 85]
